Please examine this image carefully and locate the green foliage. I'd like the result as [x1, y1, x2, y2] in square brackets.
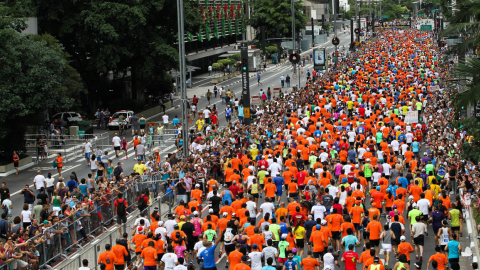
[24, 0, 202, 106]
[230, 53, 241, 61]
[441, 0, 480, 49]
[452, 118, 480, 162]
[247, 0, 307, 37]
[350, 0, 411, 21]
[266, 45, 278, 54]
[218, 59, 232, 66]
[212, 63, 222, 70]
[451, 58, 480, 110]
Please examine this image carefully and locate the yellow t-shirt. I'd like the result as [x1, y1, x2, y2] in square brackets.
[133, 164, 147, 175]
[196, 119, 205, 131]
[294, 226, 306, 239]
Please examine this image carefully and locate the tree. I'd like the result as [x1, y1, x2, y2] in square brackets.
[0, 28, 80, 159]
[452, 118, 480, 162]
[26, 0, 202, 107]
[247, 0, 307, 38]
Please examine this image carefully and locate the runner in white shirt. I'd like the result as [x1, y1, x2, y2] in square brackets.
[82, 139, 93, 165]
[311, 200, 326, 221]
[111, 134, 121, 158]
[161, 249, 178, 270]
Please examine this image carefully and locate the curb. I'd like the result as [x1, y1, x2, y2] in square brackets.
[468, 207, 479, 263]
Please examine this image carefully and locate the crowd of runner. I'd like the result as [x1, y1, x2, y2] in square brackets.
[5, 23, 477, 270]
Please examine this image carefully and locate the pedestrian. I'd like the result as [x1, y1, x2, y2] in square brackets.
[33, 170, 46, 196]
[98, 244, 118, 270]
[0, 183, 9, 206]
[162, 113, 169, 129]
[213, 84, 218, 98]
[131, 113, 139, 136]
[13, 151, 19, 175]
[280, 75, 285, 88]
[206, 89, 212, 105]
[257, 73, 262, 86]
[79, 259, 90, 270]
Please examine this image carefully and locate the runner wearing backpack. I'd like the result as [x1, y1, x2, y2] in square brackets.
[137, 190, 149, 214]
[114, 193, 128, 234]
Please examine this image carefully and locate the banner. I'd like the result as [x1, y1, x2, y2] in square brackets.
[313, 48, 326, 70]
[430, 85, 440, 91]
[404, 111, 418, 124]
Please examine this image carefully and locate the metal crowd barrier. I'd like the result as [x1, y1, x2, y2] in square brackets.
[24, 132, 110, 164]
[15, 174, 182, 270]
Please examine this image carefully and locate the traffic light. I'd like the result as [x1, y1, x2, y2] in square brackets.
[437, 40, 445, 47]
[241, 59, 248, 71]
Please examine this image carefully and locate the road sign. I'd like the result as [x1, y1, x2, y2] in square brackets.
[382, 15, 389, 18]
[313, 48, 326, 70]
[355, 41, 359, 46]
[432, 9, 436, 13]
[292, 74, 298, 79]
[420, 25, 432, 31]
[332, 37, 340, 46]
[289, 53, 300, 64]
[244, 107, 250, 118]
[403, 14, 410, 17]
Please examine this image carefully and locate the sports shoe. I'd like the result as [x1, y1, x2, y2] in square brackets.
[416, 255, 419, 260]
[420, 256, 423, 262]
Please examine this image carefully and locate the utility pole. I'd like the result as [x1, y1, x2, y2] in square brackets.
[291, 0, 296, 53]
[356, 0, 360, 42]
[334, 0, 338, 68]
[176, 0, 188, 157]
[262, 26, 266, 57]
[311, 17, 315, 48]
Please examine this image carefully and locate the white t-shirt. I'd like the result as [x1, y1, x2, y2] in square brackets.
[45, 177, 55, 188]
[246, 201, 257, 217]
[194, 241, 205, 258]
[174, 265, 188, 270]
[406, 133, 414, 143]
[260, 202, 275, 218]
[347, 131, 356, 142]
[268, 163, 282, 177]
[155, 226, 167, 241]
[391, 140, 400, 151]
[134, 217, 151, 229]
[248, 251, 263, 270]
[2, 200, 11, 214]
[164, 220, 177, 236]
[311, 204, 326, 221]
[21, 210, 32, 223]
[162, 115, 169, 124]
[33, 175, 46, 190]
[112, 136, 121, 147]
[417, 199, 431, 215]
[401, 144, 409, 155]
[328, 186, 338, 198]
[161, 253, 178, 269]
[319, 152, 329, 162]
[203, 109, 211, 119]
[382, 163, 392, 176]
[323, 253, 336, 270]
[83, 142, 92, 153]
[79, 267, 91, 270]
[357, 148, 366, 159]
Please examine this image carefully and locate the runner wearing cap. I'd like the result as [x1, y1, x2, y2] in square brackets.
[322, 246, 339, 270]
[397, 235, 414, 265]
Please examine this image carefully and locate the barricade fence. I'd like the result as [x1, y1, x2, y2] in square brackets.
[24, 132, 110, 164]
[13, 174, 182, 270]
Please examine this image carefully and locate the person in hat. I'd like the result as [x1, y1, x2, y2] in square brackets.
[233, 255, 250, 270]
[397, 236, 414, 265]
[132, 225, 147, 266]
[249, 144, 259, 160]
[367, 257, 385, 270]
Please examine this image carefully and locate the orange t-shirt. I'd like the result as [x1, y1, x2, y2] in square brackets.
[350, 206, 364, 224]
[112, 245, 128, 265]
[234, 263, 252, 270]
[264, 183, 277, 198]
[398, 242, 414, 261]
[301, 257, 320, 270]
[229, 251, 245, 270]
[133, 234, 147, 252]
[310, 230, 326, 252]
[429, 253, 448, 270]
[141, 247, 158, 266]
[248, 235, 266, 251]
[366, 221, 382, 240]
[98, 251, 117, 270]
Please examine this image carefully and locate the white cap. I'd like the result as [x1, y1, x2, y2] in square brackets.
[423, 152, 427, 156]
[195, 184, 200, 188]
[193, 211, 199, 216]
[223, 212, 228, 217]
[366, 158, 371, 161]
[265, 172, 269, 175]
[268, 154, 272, 158]
[400, 235, 406, 241]
[281, 233, 288, 239]
[412, 203, 417, 207]
[408, 195, 414, 200]
[158, 221, 164, 226]
[321, 219, 327, 225]
[209, 209, 213, 213]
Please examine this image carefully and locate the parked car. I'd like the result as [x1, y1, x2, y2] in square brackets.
[108, 110, 134, 130]
[51, 112, 84, 126]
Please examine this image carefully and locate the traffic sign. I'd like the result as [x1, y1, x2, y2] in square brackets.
[289, 53, 300, 64]
[403, 14, 410, 17]
[292, 74, 298, 79]
[354, 28, 360, 34]
[420, 25, 432, 31]
[355, 41, 359, 46]
[382, 15, 389, 19]
[244, 107, 250, 118]
[332, 37, 340, 46]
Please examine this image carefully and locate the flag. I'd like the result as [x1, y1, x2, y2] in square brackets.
[221, 18, 226, 37]
[205, 24, 212, 41]
[214, 24, 220, 39]
[197, 32, 203, 42]
[235, 20, 239, 36]
[437, 164, 446, 180]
